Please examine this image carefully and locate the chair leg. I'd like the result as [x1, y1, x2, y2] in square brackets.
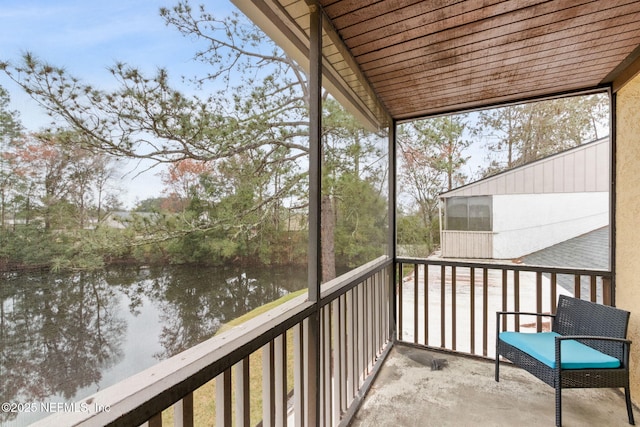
[625, 386, 635, 425]
[495, 335, 500, 382]
[555, 385, 562, 427]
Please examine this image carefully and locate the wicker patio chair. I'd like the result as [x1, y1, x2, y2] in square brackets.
[495, 295, 634, 427]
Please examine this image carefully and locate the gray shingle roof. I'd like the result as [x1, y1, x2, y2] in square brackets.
[522, 226, 609, 270]
[522, 226, 610, 295]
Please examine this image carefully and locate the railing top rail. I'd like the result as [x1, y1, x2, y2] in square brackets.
[320, 255, 392, 306]
[396, 257, 611, 277]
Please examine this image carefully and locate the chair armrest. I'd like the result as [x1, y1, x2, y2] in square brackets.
[497, 311, 556, 318]
[554, 335, 632, 369]
[555, 335, 631, 345]
[496, 311, 556, 334]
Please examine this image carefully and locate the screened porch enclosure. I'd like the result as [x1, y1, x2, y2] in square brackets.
[30, 1, 640, 426]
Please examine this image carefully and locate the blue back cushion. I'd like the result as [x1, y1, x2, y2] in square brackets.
[499, 331, 621, 369]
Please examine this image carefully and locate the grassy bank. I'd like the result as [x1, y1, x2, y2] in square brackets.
[162, 289, 306, 425]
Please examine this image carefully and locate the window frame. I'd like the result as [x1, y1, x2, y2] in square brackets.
[444, 196, 492, 231]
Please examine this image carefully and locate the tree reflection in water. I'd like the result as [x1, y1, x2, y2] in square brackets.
[0, 271, 125, 423]
[116, 265, 306, 359]
[0, 265, 306, 425]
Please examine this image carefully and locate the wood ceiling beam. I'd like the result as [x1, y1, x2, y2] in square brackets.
[605, 44, 640, 92]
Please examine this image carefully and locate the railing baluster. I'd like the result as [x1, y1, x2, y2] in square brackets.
[262, 342, 275, 427]
[398, 263, 403, 341]
[383, 265, 390, 345]
[380, 269, 385, 347]
[339, 294, 347, 413]
[470, 266, 475, 354]
[293, 322, 304, 427]
[551, 273, 557, 315]
[382, 268, 396, 342]
[173, 393, 193, 427]
[235, 357, 250, 427]
[364, 278, 370, 373]
[414, 266, 419, 344]
[322, 305, 331, 426]
[145, 413, 162, 427]
[216, 369, 232, 427]
[424, 263, 429, 346]
[482, 268, 488, 357]
[357, 284, 365, 386]
[536, 272, 543, 332]
[332, 297, 343, 422]
[514, 270, 520, 332]
[379, 271, 385, 352]
[347, 289, 357, 404]
[367, 276, 374, 365]
[374, 273, 381, 356]
[451, 266, 457, 351]
[303, 318, 312, 427]
[353, 285, 359, 393]
[274, 334, 287, 427]
[501, 269, 507, 332]
[440, 265, 446, 349]
[603, 276, 612, 306]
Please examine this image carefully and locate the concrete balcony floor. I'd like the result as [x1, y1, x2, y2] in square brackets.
[351, 344, 637, 427]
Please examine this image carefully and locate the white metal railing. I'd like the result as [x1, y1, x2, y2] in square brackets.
[33, 256, 393, 427]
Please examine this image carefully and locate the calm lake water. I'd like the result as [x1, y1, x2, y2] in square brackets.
[0, 264, 307, 426]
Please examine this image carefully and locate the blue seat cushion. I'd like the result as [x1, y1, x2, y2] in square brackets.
[499, 331, 621, 369]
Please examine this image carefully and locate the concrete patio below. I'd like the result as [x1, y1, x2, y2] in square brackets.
[351, 344, 637, 427]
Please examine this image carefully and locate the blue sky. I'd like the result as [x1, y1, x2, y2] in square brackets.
[0, 0, 237, 207]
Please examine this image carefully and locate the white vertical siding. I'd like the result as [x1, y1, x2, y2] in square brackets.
[441, 231, 494, 258]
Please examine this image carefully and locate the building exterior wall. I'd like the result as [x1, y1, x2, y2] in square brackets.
[441, 230, 493, 258]
[615, 73, 640, 405]
[443, 138, 609, 198]
[492, 192, 609, 259]
[441, 138, 611, 260]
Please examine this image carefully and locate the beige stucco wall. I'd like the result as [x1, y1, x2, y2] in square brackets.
[615, 72, 640, 403]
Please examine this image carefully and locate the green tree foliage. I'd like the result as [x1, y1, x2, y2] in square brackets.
[475, 94, 609, 174]
[9, 130, 120, 230]
[334, 175, 387, 267]
[0, 129, 124, 270]
[1, 8, 310, 269]
[322, 98, 388, 276]
[1, 2, 389, 274]
[397, 115, 470, 254]
[396, 211, 438, 257]
[0, 85, 23, 228]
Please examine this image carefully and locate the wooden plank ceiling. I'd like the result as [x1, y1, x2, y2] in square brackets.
[236, 0, 640, 124]
[317, 0, 640, 121]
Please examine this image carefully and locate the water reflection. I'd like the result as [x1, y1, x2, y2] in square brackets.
[0, 265, 306, 426]
[0, 271, 125, 424]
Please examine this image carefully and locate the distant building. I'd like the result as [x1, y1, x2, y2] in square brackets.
[101, 211, 158, 229]
[439, 137, 609, 259]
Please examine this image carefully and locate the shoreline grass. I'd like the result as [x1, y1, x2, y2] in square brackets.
[162, 288, 306, 425]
